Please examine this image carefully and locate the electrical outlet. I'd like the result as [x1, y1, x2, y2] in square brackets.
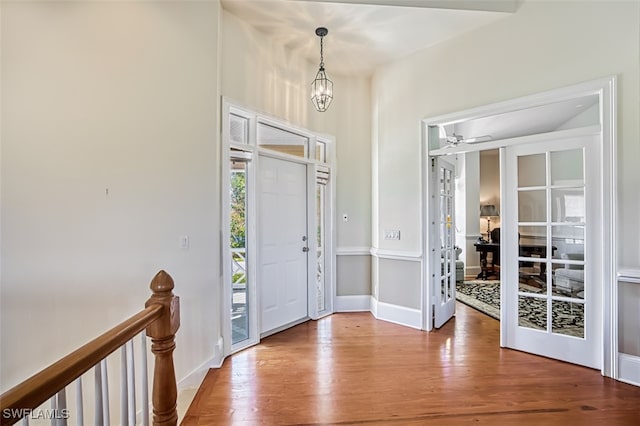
[343, 214, 349, 222]
[383, 229, 401, 240]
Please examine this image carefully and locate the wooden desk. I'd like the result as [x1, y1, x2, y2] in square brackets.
[474, 243, 500, 280]
[474, 243, 556, 280]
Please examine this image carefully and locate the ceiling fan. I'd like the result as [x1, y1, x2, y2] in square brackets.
[445, 133, 493, 145]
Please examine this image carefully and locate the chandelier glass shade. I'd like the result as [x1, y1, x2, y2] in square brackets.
[311, 27, 333, 112]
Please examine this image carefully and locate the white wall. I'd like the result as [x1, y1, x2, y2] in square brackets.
[372, 0, 640, 308]
[1, 1, 221, 391]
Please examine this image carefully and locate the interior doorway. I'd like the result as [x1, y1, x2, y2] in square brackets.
[422, 77, 616, 376]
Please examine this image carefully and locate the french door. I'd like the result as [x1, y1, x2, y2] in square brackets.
[258, 155, 309, 335]
[431, 157, 457, 328]
[503, 134, 601, 368]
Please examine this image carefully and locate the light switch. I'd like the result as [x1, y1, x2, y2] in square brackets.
[180, 235, 189, 249]
[384, 229, 401, 240]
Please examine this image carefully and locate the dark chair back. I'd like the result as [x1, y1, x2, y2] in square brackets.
[490, 227, 500, 244]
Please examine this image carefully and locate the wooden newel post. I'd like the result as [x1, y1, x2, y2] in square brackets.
[146, 270, 180, 426]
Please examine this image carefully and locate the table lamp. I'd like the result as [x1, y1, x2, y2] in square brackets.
[480, 204, 499, 242]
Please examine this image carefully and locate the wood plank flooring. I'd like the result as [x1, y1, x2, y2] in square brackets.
[182, 302, 640, 425]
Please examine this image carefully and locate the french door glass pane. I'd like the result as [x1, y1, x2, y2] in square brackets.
[551, 188, 585, 222]
[518, 154, 546, 187]
[550, 149, 583, 185]
[551, 225, 584, 299]
[518, 295, 546, 331]
[230, 162, 249, 345]
[552, 263, 585, 299]
[518, 190, 546, 222]
[552, 300, 584, 338]
[552, 224, 585, 245]
[518, 225, 548, 295]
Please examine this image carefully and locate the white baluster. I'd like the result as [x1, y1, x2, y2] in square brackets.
[75, 377, 84, 426]
[55, 389, 67, 426]
[100, 360, 110, 426]
[120, 346, 128, 426]
[126, 340, 136, 426]
[50, 393, 57, 426]
[94, 365, 103, 426]
[140, 332, 149, 426]
[49, 395, 58, 426]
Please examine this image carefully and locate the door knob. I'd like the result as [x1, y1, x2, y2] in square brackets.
[302, 247, 310, 252]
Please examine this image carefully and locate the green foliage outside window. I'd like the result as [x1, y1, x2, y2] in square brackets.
[230, 171, 246, 248]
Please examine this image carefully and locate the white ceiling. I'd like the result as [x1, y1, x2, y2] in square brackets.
[447, 95, 600, 143]
[222, 1, 596, 140]
[221, 0, 516, 76]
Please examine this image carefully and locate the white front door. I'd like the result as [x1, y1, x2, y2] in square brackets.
[432, 157, 457, 328]
[503, 134, 601, 368]
[259, 155, 309, 334]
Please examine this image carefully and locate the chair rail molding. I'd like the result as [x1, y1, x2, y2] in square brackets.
[336, 246, 372, 256]
[618, 269, 640, 282]
[370, 248, 422, 262]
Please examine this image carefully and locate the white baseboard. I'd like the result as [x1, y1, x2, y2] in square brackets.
[178, 356, 216, 391]
[372, 299, 422, 330]
[176, 354, 219, 422]
[335, 295, 372, 312]
[618, 353, 640, 387]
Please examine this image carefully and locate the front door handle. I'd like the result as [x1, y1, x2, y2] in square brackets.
[302, 247, 310, 252]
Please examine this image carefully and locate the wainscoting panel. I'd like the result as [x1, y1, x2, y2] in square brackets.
[336, 254, 371, 297]
[617, 269, 640, 387]
[618, 354, 640, 387]
[377, 257, 421, 310]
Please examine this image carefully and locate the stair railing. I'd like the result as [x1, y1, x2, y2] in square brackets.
[0, 270, 180, 426]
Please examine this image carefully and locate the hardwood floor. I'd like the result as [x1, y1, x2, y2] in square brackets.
[182, 303, 640, 425]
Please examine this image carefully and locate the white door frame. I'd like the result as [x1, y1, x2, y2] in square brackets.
[221, 98, 336, 357]
[420, 77, 617, 378]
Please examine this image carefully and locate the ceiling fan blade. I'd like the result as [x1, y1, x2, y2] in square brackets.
[460, 135, 492, 143]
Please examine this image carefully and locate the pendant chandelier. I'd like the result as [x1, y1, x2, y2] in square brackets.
[311, 27, 333, 112]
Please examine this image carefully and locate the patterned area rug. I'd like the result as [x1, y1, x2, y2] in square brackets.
[455, 280, 584, 337]
[455, 280, 501, 320]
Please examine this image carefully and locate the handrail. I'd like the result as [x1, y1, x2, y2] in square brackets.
[0, 270, 180, 426]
